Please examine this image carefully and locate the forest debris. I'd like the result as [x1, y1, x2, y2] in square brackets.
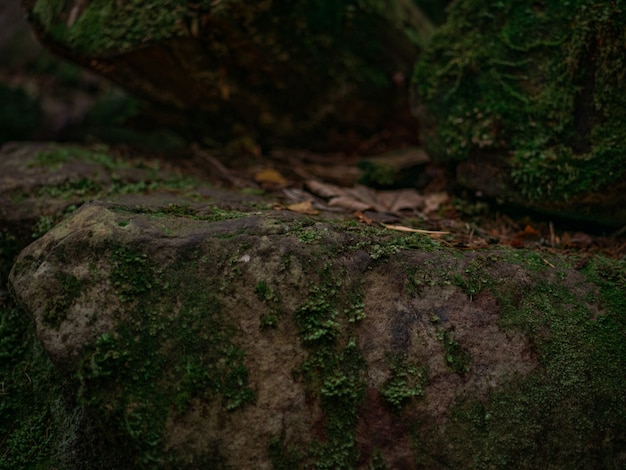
[254, 168, 288, 188]
[354, 211, 375, 225]
[282, 188, 345, 212]
[382, 224, 450, 236]
[286, 200, 319, 215]
[305, 180, 446, 215]
[423, 192, 448, 214]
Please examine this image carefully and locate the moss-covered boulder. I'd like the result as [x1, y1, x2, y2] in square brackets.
[25, 0, 434, 150]
[413, 0, 626, 226]
[0, 141, 200, 248]
[8, 197, 626, 468]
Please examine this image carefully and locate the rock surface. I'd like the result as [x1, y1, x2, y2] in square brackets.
[25, 0, 433, 149]
[9, 194, 626, 468]
[413, 0, 626, 226]
[0, 141, 195, 243]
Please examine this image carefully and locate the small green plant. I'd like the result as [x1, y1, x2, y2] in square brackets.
[42, 272, 84, 327]
[345, 298, 365, 323]
[454, 256, 494, 299]
[380, 354, 427, 411]
[436, 329, 471, 374]
[268, 437, 301, 470]
[255, 281, 278, 302]
[292, 271, 367, 468]
[0, 305, 63, 469]
[255, 281, 282, 329]
[31, 215, 56, 239]
[294, 289, 340, 344]
[110, 246, 154, 302]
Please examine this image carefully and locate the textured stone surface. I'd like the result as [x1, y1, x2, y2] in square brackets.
[413, 0, 626, 226]
[26, 0, 433, 149]
[9, 198, 626, 468]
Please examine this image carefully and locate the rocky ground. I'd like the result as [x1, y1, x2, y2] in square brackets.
[2, 141, 625, 469]
[1, 1, 625, 468]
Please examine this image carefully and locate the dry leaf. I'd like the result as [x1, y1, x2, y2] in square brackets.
[306, 180, 344, 198]
[345, 186, 387, 212]
[422, 192, 449, 214]
[355, 211, 375, 225]
[383, 189, 424, 213]
[254, 168, 287, 187]
[286, 200, 319, 215]
[328, 196, 372, 212]
[307, 180, 426, 214]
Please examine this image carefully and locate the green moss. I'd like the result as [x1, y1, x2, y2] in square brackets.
[30, 146, 120, 170]
[0, 305, 64, 469]
[452, 254, 496, 298]
[13, 146, 199, 215]
[412, 249, 626, 467]
[255, 281, 283, 329]
[76, 242, 255, 467]
[293, 270, 368, 469]
[352, 229, 440, 261]
[268, 436, 302, 470]
[111, 247, 154, 302]
[414, 0, 626, 201]
[42, 272, 85, 327]
[37, 178, 103, 200]
[369, 448, 389, 470]
[380, 353, 427, 411]
[436, 329, 471, 374]
[33, 0, 187, 56]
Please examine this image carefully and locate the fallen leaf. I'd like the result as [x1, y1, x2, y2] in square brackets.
[355, 211, 374, 225]
[306, 180, 344, 198]
[307, 180, 426, 214]
[254, 168, 287, 187]
[422, 192, 449, 214]
[377, 189, 424, 213]
[286, 200, 319, 215]
[328, 196, 372, 212]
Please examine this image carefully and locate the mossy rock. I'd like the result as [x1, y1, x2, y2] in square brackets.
[0, 142, 201, 245]
[26, 0, 434, 149]
[8, 198, 626, 468]
[413, 0, 626, 226]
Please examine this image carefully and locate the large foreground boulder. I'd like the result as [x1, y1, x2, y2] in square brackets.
[9, 197, 626, 468]
[24, 0, 434, 149]
[413, 0, 626, 226]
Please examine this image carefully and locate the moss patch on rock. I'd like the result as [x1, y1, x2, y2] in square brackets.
[412, 250, 626, 468]
[7, 201, 626, 467]
[413, 0, 626, 202]
[0, 305, 61, 469]
[75, 242, 256, 467]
